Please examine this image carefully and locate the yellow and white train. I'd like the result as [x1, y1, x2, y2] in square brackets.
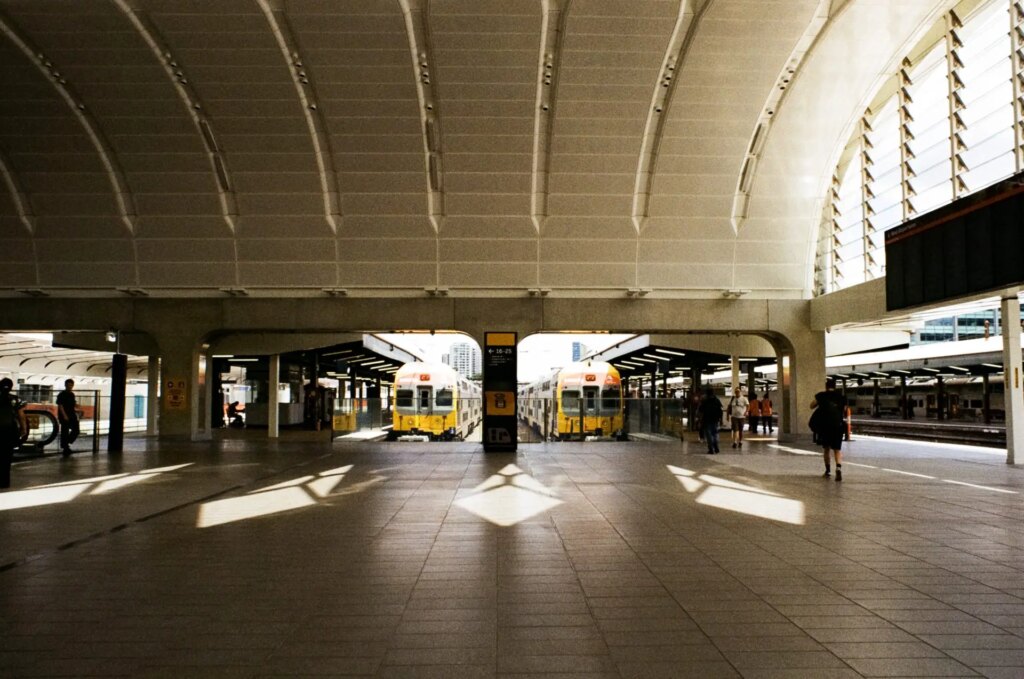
[391, 362, 481, 440]
[519, 361, 625, 440]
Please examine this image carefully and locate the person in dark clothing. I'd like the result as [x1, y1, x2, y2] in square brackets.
[810, 378, 847, 481]
[697, 387, 723, 454]
[56, 378, 79, 457]
[0, 377, 28, 489]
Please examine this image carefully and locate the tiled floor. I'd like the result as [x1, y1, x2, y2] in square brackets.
[3, 433, 1024, 677]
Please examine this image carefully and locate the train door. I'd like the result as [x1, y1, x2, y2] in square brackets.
[417, 386, 432, 414]
[583, 387, 599, 422]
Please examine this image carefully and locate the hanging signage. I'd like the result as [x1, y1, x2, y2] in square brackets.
[483, 331, 517, 452]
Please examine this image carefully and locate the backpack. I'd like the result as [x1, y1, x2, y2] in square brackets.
[0, 392, 15, 429]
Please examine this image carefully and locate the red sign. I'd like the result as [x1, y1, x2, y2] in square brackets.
[419, 374, 431, 381]
[585, 374, 596, 382]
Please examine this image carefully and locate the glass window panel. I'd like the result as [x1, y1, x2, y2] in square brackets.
[834, 224, 862, 247]
[960, 103, 1014, 147]
[835, 211, 863, 234]
[909, 138, 953, 176]
[963, 150, 1016, 190]
[913, 180, 955, 214]
[836, 258, 866, 286]
[873, 203, 904, 232]
[908, 117, 950, 153]
[962, 126, 1015, 168]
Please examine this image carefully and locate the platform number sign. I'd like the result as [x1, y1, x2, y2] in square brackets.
[483, 332, 517, 452]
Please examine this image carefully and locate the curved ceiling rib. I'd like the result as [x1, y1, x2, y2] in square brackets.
[0, 9, 137, 236]
[630, 0, 712, 234]
[398, 0, 444, 234]
[730, 0, 835, 234]
[258, 0, 342, 233]
[530, 0, 571, 234]
[0, 144, 35, 233]
[113, 0, 239, 234]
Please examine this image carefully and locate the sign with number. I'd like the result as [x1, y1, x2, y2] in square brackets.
[483, 332, 517, 452]
[165, 378, 187, 411]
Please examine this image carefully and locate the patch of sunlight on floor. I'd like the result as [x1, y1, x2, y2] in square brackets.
[455, 466, 562, 527]
[668, 465, 805, 525]
[197, 487, 316, 528]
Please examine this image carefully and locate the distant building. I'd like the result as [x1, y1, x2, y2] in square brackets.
[572, 341, 590, 362]
[445, 342, 481, 377]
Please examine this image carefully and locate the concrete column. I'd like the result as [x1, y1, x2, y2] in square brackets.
[900, 375, 908, 420]
[269, 354, 280, 439]
[1001, 295, 1023, 465]
[983, 372, 991, 425]
[157, 335, 204, 440]
[746, 362, 756, 399]
[147, 355, 159, 435]
[731, 354, 740, 393]
[777, 329, 826, 443]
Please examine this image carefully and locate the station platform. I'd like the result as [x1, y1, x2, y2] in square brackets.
[3, 436, 1024, 678]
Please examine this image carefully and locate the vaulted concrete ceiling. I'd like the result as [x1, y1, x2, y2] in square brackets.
[0, 0, 949, 298]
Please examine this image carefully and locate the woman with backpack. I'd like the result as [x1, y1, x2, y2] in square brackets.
[810, 378, 847, 481]
[0, 377, 28, 490]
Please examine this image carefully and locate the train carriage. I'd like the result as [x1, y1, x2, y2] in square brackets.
[520, 361, 625, 440]
[391, 362, 480, 440]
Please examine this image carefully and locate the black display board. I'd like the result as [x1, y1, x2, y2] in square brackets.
[885, 172, 1024, 311]
[483, 332, 517, 452]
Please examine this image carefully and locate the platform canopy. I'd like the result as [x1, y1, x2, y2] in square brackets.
[0, 0, 948, 299]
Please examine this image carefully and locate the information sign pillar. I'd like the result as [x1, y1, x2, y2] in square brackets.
[483, 332, 517, 453]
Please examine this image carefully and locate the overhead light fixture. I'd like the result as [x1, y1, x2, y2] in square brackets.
[322, 287, 348, 297]
[221, 287, 249, 297]
[948, 366, 970, 372]
[626, 287, 652, 297]
[921, 367, 940, 373]
[105, 330, 118, 343]
[117, 287, 149, 297]
[982, 363, 1002, 369]
[632, 357, 656, 363]
[323, 349, 354, 357]
[425, 287, 450, 297]
[722, 289, 750, 299]
[643, 353, 671, 361]
[230, 358, 258, 363]
[16, 288, 48, 297]
[654, 348, 686, 357]
[527, 288, 551, 297]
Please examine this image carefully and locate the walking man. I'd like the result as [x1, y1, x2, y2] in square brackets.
[698, 387, 723, 454]
[728, 386, 748, 449]
[0, 378, 27, 489]
[57, 378, 79, 457]
[810, 378, 847, 481]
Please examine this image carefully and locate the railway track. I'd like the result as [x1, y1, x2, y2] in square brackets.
[850, 418, 1005, 447]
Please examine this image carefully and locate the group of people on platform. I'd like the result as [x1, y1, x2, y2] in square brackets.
[695, 387, 773, 454]
[694, 379, 848, 482]
[1, 378, 80, 490]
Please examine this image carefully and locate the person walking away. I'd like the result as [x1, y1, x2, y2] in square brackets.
[698, 387, 723, 454]
[810, 378, 847, 481]
[727, 386, 748, 449]
[747, 393, 760, 434]
[0, 378, 28, 489]
[56, 378, 79, 457]
[760, 394, 774, 434]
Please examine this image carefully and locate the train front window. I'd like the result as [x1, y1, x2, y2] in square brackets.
[600, 388, 620, 414]
[562, 390, 580, 415]
[583, 387, 599, 415]
[435, 388, 453, 412]
[396, 389, 414, 412]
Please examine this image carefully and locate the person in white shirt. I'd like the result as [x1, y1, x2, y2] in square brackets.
[727, 386, 749, 449]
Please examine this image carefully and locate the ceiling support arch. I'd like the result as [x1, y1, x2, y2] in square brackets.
[730, 0, 835, 235]
[530, 0, 571, 236]
[258, 0, 342, 235]
[399, 0, 445, 236]
[113, 0, 239, 235]
[630, 0, 711, 235]
[0, 145, 34, 234]
[0, 9, 138, 239]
